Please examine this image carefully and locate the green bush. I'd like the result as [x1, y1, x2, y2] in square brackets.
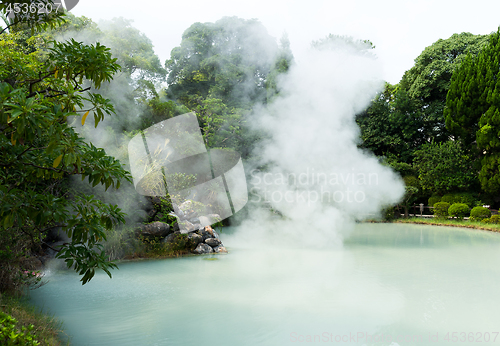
[470, 206, 491, 221]
[433, 202, 451, 218]
[482, 215, 500, 224]
[441, 194, 461, 205]
[0, 312, 40, 346]
[428, 196, 441, 207]
[455, 193, 477, 208]
[448, 203, 470, 220]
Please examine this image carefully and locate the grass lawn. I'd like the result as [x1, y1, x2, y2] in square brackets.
[395, 217, 500, 232]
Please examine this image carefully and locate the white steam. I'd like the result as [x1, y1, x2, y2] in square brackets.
[232, 46, 405, 248]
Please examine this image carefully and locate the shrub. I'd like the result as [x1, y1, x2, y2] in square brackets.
[433, 202, 451, 218]
[0, 311, 40, 346]
[469, 206, 491, 221]
[483, 215, 500, 224]
[448, 203, 470, 220]
[428, 196, 441, 207]
[441, 194, 461, 205]
[455, 193, 477, 208]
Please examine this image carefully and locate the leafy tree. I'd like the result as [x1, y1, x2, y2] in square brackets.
[194, 97, 243, 150]
[0, 10, 130, 291]
[400, 32, 490, 142]
[134, 80, 189, 130]
[46, 14, 169, 133]
[399, 176, 420, 218]
[311, 33, 375, 55]
[265, 32, 293, 101]
[357, 83, 425, 163]
[0, 0, 65, 35]
[445, 28, 500, 194]
[165, 16, 279, 109]
[413, 140, 478, 195]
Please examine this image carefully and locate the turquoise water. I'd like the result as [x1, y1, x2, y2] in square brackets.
[30, 223, 500, 345]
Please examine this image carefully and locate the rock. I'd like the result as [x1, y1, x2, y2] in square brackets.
[192, 243, 214, 254]
[147, 209, 158, 219]
[162, 232, 187, 248]
[162, 231, 180, 244]
[179, 220, 195, 233]
[179, 200, 193, 212]
[187, 233, 203, 248]
[138, 222, 171, 238]
[193, 223, 204, 231]
[213, 246, 228, 253]
[184, 211, 198, 220]
[199, 214, 221, 226]
[172, 204, 185, 220]
[205, 238, 221, 247]
[200, 227, 213, 241]
[205, 226, 214, 236]
[189, 217, 200, 224]
[150, 196, 162, 206]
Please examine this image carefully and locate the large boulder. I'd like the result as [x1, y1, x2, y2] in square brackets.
[192, 243, 214, 254]
[172, 204, 185, 220]
[205, 238, 221, 247]
[138, 222, 171, 238]
[178, 220, 196, 233]
[187, 233, 203, 248]
[162, 232, 188, 248]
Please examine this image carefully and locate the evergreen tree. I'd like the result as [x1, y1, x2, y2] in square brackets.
[445, 28, 500, 194]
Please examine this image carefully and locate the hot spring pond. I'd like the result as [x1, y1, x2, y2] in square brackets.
[29, 223, 500, 346]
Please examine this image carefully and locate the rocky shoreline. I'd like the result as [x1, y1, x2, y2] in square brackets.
[137, 221, 228, 254]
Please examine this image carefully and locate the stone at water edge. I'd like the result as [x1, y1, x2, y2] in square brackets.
[200, 228, 214, 241]
[138, 222, 171, 238]
[187, 233, 203, 247]
[193, 243, 214, 254]
[213, 246, 228, 253]
[205, 238, 221, 247]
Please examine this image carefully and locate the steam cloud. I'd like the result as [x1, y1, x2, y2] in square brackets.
[60, 17, 404, 248]
[231, 44, 405, 248]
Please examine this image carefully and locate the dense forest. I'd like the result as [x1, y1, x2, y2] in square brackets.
[1, 0, 500, 299]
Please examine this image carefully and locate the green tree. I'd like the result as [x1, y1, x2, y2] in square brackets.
[445, 28, 500, 194]
[311, 33, 375, 54]
[165, 16, 279, 109]
[356, 83, 425, 164]
[47, 14, 169, 133]
[0, 10, 130, 291]
[413, 140, 478, 195]
[265, 32, 294, 102]
[400, 32, 490, 142]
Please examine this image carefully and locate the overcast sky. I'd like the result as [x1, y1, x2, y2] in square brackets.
[71, 0, 500, 84]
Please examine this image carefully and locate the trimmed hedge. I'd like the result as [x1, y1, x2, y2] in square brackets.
[448, 203, 470, 220]
[433, 202, 451, 218]
[470, 206, 491, 221]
